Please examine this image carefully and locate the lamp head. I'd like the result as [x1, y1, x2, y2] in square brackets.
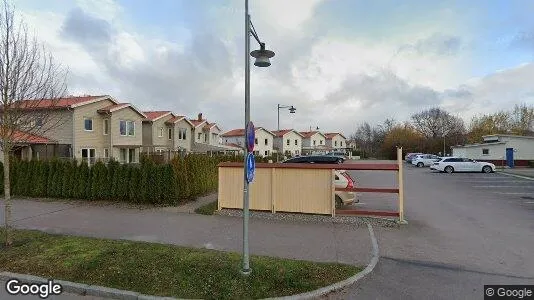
[289, 106, 296, 113]
[250, 43, 275, 67]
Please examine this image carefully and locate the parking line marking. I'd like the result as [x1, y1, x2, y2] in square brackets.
[473, 185, 534, 188]
[496, 192, 534, 195]
[464, 180, 530, 183]
[525, 201, 534, 204]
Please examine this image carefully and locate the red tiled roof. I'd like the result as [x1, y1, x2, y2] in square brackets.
[222, 129, 245, 137]
[143, 111, 171, 121]
[166, 115, 186, 123]
[98, 103, 130, 112]
[299, 131, 319, 138]
[190, 119, 206, 127]
[11, 95, 109, 109]
[325, 132, 346, 139]
[10, 130, 55, 144]
[272, 129, 293, 137]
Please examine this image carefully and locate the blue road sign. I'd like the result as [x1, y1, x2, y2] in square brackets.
[246, 152, 255, 183]
[246, 121, 255, 152]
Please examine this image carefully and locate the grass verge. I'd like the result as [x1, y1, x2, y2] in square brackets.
[0, 229, 361, 300]
[195, 200, 218, 215]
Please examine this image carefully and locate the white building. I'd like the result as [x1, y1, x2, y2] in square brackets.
[221, 127, 275, 157]
[451, 134, 534, 167]
[300, 131, 327, 154]
[272, 129, 303, 156]
[325, 133, 347, 151]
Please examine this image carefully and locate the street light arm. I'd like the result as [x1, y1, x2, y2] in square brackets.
[250, 20, 262, 46]
[278, 104, 293, 109]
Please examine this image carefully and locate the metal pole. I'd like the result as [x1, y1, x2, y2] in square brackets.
[241, 0, 251, 276]
[397, 147, 407, 224]
[277, 105, 280, 131]
[443, 136, 445, 156]
[276, 105, 280, 162]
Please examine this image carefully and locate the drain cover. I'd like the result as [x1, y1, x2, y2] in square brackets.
[520, 196, 534, 200]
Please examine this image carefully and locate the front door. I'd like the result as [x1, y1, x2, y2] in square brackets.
[506, 148, 514, 168]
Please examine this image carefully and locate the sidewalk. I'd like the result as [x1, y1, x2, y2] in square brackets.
[498, 168, 534, 179]
[0, 199, 372, 266]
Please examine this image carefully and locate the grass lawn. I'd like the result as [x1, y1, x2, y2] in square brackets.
[195, 200, 218, 215]
[0, 229, 361, 300]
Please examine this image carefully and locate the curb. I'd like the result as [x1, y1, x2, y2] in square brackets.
[0, 223, 379, 300]
[0, 273, 179, 299]
[498, 171, 534, 181]
[262, 223, 380, 300]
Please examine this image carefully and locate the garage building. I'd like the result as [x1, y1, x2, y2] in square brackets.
[451, 134, 534, 168]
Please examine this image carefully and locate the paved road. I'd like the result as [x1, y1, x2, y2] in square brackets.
[326, 164, 534, 299]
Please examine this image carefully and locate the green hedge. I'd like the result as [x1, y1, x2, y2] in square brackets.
[2, 154, 244, 205]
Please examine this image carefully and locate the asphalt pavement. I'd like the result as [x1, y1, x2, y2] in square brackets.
[325, 163, 534, 299]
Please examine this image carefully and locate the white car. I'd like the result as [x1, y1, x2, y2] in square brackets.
[432, 157, 496, 173]
[412, 154, 441, 167]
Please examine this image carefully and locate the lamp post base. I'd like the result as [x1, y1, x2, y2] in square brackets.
[240, 268, 252, 276]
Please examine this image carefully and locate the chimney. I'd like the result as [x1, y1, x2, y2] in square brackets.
[198, 113, 203, 121]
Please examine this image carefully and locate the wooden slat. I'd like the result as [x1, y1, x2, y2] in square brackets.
[336, 187, 399, 193]
[218, 162, 399, 171]
[336, 209, 400, 217]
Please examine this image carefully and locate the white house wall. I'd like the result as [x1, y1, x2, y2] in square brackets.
[499, 137, 534, 160]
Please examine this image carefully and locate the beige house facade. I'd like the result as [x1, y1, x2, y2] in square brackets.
[273, 129, 303, 156]
[325, 133, 347, 150]
[221, 127, 275, 157]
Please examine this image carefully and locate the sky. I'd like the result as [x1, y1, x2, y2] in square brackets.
[12, 0, 534, 136]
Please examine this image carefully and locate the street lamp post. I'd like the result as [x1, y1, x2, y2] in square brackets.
[242, 0, 275, 275]
[276, 104, 295, 161]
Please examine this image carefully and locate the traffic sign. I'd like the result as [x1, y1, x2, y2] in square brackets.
[246, 121, 255, 152]
[246, 153, 255, 183]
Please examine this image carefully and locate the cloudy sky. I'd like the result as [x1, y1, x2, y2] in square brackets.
[13, 0, 534, 135]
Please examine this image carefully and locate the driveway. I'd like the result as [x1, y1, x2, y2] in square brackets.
[326, 163, 534, 299]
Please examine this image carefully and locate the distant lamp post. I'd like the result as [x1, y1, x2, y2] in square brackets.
[277, 104, 296, 131]
[242, 0, 275, 276]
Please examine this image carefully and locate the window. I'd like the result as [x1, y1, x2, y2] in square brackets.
[81, 148, 96, 165]
[127, 121, 135, 136]
[179, 128, 187, 140]
[120, 148, 127, 162]
[340, 141, 343, 147]
[335, 141, 338, 146]
[204, 134, 208, 142]
[264, 151, 268, 156]
[120, 120, 135, 136]
[35, 118, 43, 127]
[482, 148, 489, 155]
[120, 120, 126, 135]
[286, 139, 290, 145]
[84, 118, 93, 131]
[198, 133, 202, 140]
[103, 119, 109, 135]
[320, 140, 323, 145]
[255, 138, 258, 145]
[313, 140, 316, 146]
[253, 151, 259, 155]
[129, 149, 136, 163]
[104, 148, 109, 158]
[158, 127, 163, 137]
[168, 128, 172, 140]
[264, 138, 268, 145]
[225, 139, 228, 143]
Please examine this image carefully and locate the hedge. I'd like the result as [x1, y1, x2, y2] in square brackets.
[0, 154, 249, 205]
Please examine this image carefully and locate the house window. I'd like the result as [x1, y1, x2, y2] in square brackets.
[253, 150, 259, 155]
[294, 139, 297, 145]
[84, 118, 93, 131]
[81, 148, 95, 165]
[120, 148, 127, 162]
[204, 133, 208, 142]
[320, 140, 323, 145]
[313, 140, 316, 146]
[198, 133, 202, 140]
[168, 128, 172, 140]
[482, 148, 489, 155]
[255, 138, 258, 145]
[158, 127, 163, 137]
[103, 119, 109, 135]
[335, 141, 338, 146]
[286, 139, 290, 146]
[104, 148, 109, 158]
[340, 141, 343, 147]
[129, 149, 136, 163]
[120, 120, 135, 136]
[179, 128, 187, 140]
[35, 118, 43, 127]
[264, 138, 268, 145]
[264, 150, 268, 156]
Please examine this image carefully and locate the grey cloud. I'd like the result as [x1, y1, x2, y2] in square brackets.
[443, 85, 473, 98]
[400, 33, 463, 56]
[60, 8, 112, 47]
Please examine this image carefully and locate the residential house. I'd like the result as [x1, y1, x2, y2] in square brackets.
[300, 131, 327, 154]
[221, 127, 275, 157]
[325, 133, 347, 151]
[451, 134, 534, 167]
[272, 129, 304, 157]
[8, 95, 146, 164]
[190, 113, 227, 153]
[142, 111, 194, 153]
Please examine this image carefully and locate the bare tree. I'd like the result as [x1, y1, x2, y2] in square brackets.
[0, 0, 67, 246]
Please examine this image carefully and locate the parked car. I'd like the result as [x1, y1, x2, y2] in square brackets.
[405, 152, 423, 163]
[282, 155, 357, 207]
[412, 154, 441, 167]
[431, 157, 496, 173]
[325, 151, 348, 160]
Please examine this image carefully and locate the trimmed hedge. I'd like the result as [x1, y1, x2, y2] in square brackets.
[1, 154, 246, 205]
